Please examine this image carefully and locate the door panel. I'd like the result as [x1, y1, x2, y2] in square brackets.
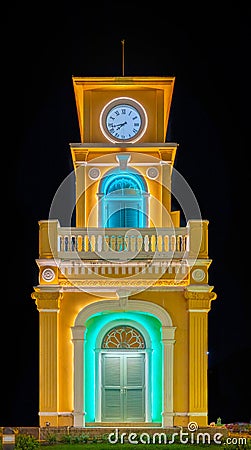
[101, 353, 145, 422]
[126, 388, 144, 420]
[102, 389, 122, 420]
[125, 354, 145, 420]
[102, 355, 122, 421]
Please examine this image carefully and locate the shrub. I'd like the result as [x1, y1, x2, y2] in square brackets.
[46, 433, 57, 444]
[73, 433, 89, 444]
[60, 434, 72, 444]
[15, 434, 39, 450]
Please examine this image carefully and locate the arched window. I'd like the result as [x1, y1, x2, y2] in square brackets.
[102, 325, 146, 349]
[98, 168, 149, 228]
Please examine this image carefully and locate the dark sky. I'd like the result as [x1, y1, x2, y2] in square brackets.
[2, 2, 250, 426]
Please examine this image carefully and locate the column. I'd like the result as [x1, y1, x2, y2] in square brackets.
[185, 289, 217, 426]
[31, 291, 62, 427]
[161, 326, 176, 427]
[161, 162, 172, 227]
[159, 150, 172, 227]
[187, 220, 209, 259]
[71, 325, 86, 427]
[76, 163, 87, 227]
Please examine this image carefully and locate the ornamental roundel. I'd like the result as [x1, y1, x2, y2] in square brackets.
[191, 268, 206, 282]
[102, 325, 145, 349]
[41, 268, 55, 282]
[146, 167, 159, 180]
[88, 168, 101, 180]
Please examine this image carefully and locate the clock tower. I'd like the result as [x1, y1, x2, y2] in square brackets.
[32, 76, 216, 429]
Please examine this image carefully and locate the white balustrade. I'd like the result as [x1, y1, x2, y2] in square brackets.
[57, 227, 188, 260]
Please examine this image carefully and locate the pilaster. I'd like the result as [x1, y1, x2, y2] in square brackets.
[31, 291, 62, 426]
[185, 289, 217, 426]
[161, 326, 176, 427]
[159, 151, 172, 227]
[75, 163, 87, 227]
[71, 325, 86, 427]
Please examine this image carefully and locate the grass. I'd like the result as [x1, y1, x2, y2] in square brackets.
[42, 446, 226, 449]
[41, 441, 251, 449]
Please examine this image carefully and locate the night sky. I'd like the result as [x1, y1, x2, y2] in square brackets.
[2, 2, 250, 426]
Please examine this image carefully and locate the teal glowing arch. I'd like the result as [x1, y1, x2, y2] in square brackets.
[84, 311, 162, 423]
[98, 167, 149, 228]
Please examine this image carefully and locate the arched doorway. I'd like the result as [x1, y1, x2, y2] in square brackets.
[71, 300, 176, 427]
[98, 167, 149, 228]
[96, 322, 150, 422]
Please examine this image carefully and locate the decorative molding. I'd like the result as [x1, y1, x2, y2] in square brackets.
[41, 268, 56, 282]
[71, 325, 86, 341]
[31, 291, 63, 311]
[116, 153, 131, 169]
[75, 299, 173, 327]
[59, 279, 188, 287]
[31, 291, 62, 301]
[191, 268, 205, 282]
[88, 167, 101, 180]
[184, 291, 217, 301]
[186, 284, 213, 292]
[146, 167, 159, 179]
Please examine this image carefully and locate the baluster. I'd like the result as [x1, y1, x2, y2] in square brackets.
[157, 234, 163, 252]
[90, 235, 95, 252]
[83, 234, 88, 252]
[111, 235, 116, 251]
[117, 235, 123, 251]
[64, 236, 69, 252]
[103, 235, 109, 252]
[137, 235, 143, 252]
[77, 235, 82, 252]
[177, 235, 182, 251]
[151, 234, 156, 252]
[71, 236, 76, 251]
[164, 235, 169, 252]
[58, 235, 62, 252]
[125, 234, 130, 252]
[131, 235, 135, 252]
[144, 235, 149, 252]
[184, 234, 188, 251]
[171, 235, 176, 252]
[97, 235, 102, 252]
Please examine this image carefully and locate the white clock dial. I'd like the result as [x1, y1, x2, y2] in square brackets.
[106, 104, 141, 141]
[100, 97, 147, 143]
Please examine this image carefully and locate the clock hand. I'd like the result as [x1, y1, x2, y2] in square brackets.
[115, 121, 127, 129]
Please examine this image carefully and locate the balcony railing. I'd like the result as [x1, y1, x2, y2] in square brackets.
[38, 220, 209, 261]
[57, 227, 188, 260]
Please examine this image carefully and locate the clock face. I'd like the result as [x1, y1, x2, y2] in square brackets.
[100, 97, 147, 143]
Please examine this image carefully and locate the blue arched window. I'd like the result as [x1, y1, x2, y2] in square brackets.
[98, 168, 149, 228]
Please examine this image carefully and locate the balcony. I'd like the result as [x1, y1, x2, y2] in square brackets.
[38, 219, 209, 262]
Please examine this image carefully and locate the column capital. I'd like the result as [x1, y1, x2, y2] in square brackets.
[162, 326, 176, 341]
[31, 291, 63, 311]
[184, 289, 217, 311]
[71, 325, 86, 341]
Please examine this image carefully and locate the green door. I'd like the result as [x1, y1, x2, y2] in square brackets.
[101, 352, 145, 422]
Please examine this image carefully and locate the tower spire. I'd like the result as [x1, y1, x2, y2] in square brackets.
[121, 39, 125, 76]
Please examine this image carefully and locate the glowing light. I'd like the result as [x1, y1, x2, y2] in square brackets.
[84, 311, 162, 422]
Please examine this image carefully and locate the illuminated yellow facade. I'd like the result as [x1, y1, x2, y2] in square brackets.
[32, 76, 217, 428]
